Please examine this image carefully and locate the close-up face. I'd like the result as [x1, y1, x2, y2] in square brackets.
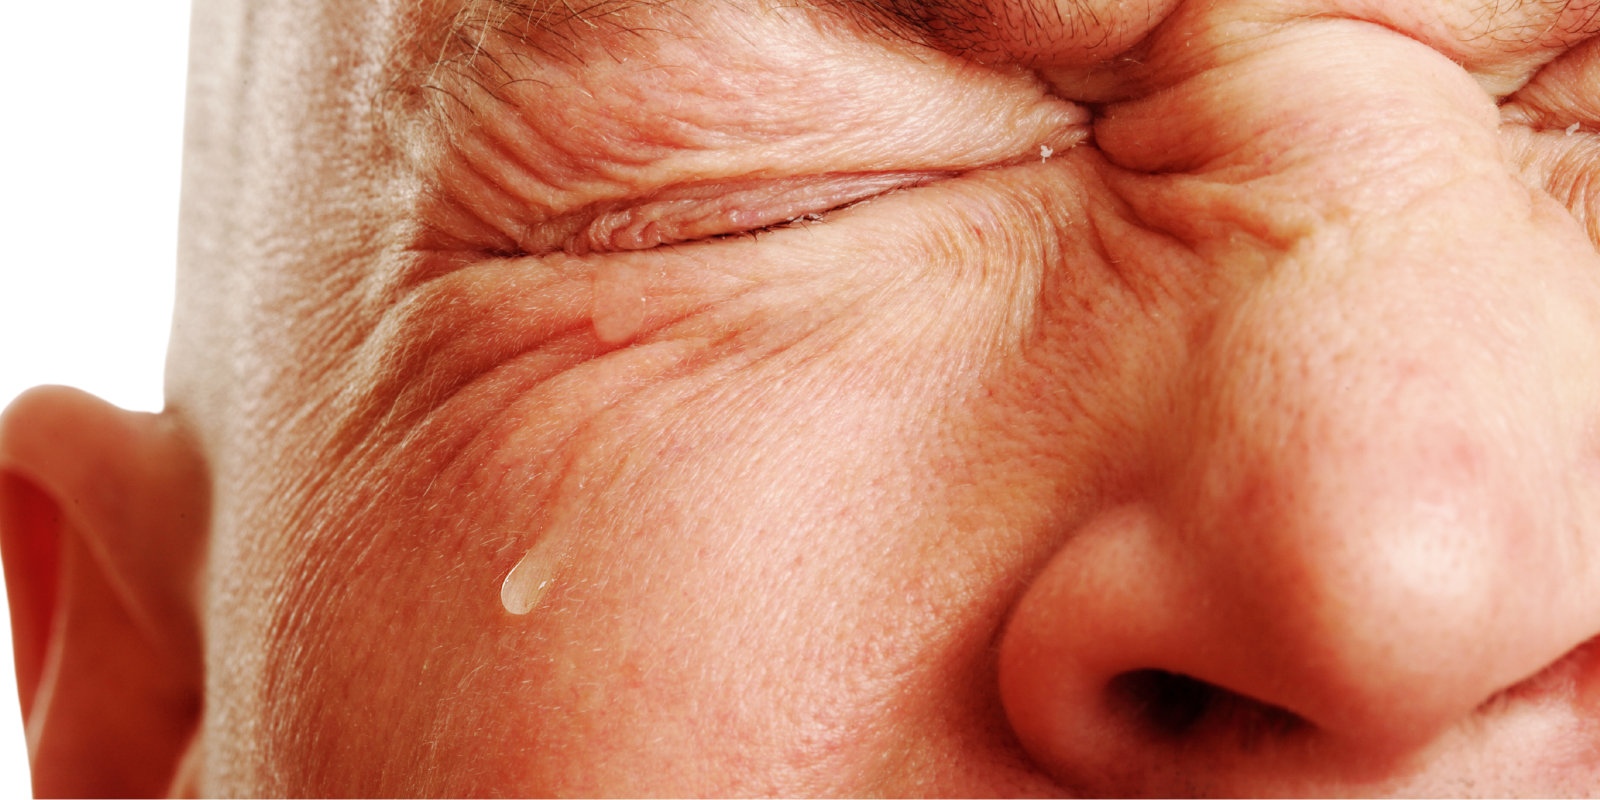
[10, 0, 1600, 795]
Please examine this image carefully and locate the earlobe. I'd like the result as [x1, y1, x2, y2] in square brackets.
[0, 386, 209, 797]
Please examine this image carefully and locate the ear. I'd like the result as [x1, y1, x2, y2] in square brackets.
[0, 386, 209, 797]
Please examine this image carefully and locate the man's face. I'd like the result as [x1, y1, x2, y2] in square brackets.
[156, 0, 1600, 793]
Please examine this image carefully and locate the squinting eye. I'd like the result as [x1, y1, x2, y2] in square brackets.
[565, 171, 952, 254]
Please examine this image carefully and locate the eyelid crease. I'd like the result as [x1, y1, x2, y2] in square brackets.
[562, 171, 956, 255]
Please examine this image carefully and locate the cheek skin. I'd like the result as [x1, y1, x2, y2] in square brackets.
[235, 152, 1206, 796]
[481, 165, 1210, 796]
[191, 0, 1600, 793]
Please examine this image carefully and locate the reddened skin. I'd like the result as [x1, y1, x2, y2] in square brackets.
[0, 386, 208, 797]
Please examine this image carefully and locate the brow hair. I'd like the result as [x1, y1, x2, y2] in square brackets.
[409, 0, 1600, 87]
[414, 0, 995, 92]
[829, 0, 1081, 57]
[381, 0, 937, 147]
[388, 0, 1038, 133]
[443, 0, 1060, 63]
[382, 0, 1600, 163]
[408, 0, 1600, 101]
[395, 0, 699, 123]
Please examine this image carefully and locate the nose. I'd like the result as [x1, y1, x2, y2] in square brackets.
[997, 170, 1600, 792]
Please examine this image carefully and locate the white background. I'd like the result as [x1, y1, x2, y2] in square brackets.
[0, 0, 191, 794]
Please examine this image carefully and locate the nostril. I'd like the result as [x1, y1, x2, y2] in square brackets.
[1111, 669, 1216, 737]
[1111, 669, 1308, 746]
[1478, 634, 1600, 713]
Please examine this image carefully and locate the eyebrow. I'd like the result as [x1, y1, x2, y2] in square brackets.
[389, 0, 1007, 138]
[434, 0, 990, 68]
[465, 0, 953, 36]
[825, 0, 1002, 54]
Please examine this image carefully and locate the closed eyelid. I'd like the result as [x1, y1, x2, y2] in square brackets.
[395, 0, 1091, 260]
[564, 171, 957, 255]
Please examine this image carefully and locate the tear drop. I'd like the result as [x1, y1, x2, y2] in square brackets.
[501, 541, 563, 615]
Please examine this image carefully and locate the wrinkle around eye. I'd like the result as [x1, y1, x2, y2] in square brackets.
[561, 171, 959, 255]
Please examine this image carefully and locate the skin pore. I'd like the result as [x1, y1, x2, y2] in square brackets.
[8, 0, 1600, 795]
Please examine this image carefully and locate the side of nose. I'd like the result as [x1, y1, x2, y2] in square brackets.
[998, 184, 1600, 793]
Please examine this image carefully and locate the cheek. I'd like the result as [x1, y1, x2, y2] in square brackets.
[459, 180, 1200, 793]
[476, 347, 1000, 790]
[226, 157, 1195, 795]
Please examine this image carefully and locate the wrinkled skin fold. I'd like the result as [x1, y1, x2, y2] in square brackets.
[9, 0, 1600, 795]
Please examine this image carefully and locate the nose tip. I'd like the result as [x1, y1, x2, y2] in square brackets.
[998, 303, 1600, 792]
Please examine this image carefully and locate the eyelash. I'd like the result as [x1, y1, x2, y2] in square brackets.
[561, 171, 952, 255]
